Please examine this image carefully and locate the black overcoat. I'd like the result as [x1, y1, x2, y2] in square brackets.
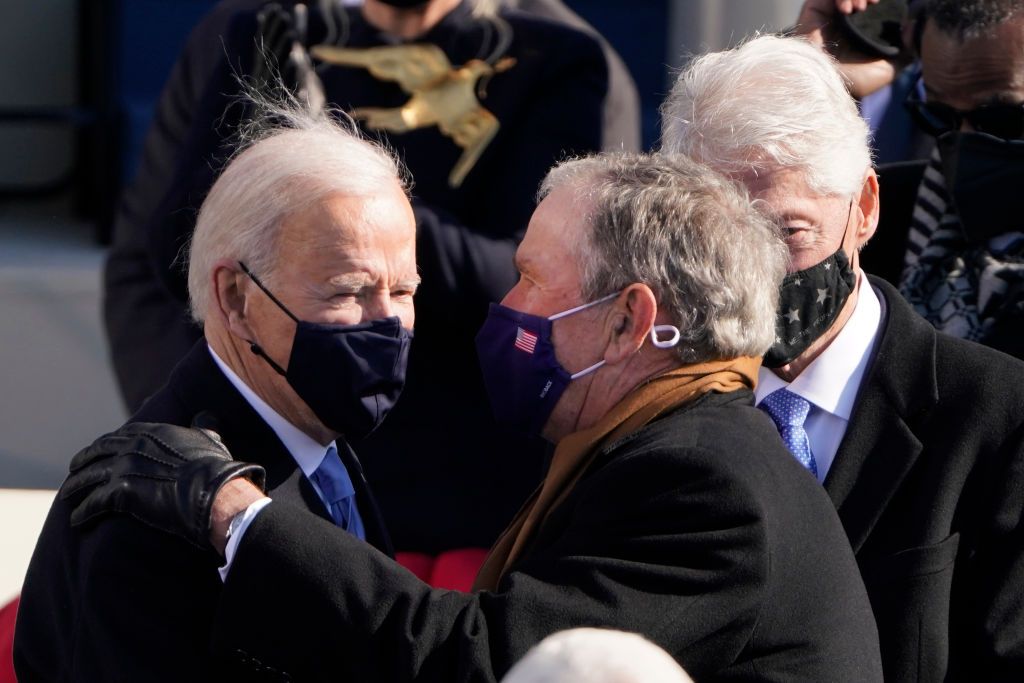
[14, 342, 392, 682]
[210, 390, 884, 682]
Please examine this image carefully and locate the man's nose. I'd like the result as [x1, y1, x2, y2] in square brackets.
[362, 292, 394, 321]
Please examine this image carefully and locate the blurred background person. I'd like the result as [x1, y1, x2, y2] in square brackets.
[799, 0, 1024, 359]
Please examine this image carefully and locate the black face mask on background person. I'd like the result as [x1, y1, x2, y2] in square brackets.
[937, 130, 1024, 243]
[762, 203, 858, 368]
[239, 262, 413, 441]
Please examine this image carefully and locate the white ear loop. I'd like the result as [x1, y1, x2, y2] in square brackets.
[547, 291, 621, 321]
[649, 324, 681, 349]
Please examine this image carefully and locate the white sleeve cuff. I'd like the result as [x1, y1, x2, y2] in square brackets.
[218, 497, 273, 582]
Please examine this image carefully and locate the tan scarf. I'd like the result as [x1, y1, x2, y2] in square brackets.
[473, 356, 761, 591]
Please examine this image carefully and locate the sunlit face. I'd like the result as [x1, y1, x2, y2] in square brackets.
[741, 169, 858, 273]
[920, 15, 1024, 124]
[245, 182, 419, 372]
[501, 184, 612, 439]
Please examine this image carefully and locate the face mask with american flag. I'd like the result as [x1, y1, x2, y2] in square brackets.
[474, 292, 621, 436]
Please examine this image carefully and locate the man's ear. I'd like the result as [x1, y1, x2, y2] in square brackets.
[605, 283, 657, 364]
[855, 169, 880, 249]
[211, 259, 255, 340]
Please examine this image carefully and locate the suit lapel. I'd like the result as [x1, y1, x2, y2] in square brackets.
[144, 342, 392, 549]
[336, 440, 395, 557]
[825, 278, 937, 553]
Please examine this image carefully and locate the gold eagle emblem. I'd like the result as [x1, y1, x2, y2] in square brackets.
[310, 43, 515, 188]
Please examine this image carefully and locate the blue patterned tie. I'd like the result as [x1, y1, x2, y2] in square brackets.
[759, 388, 819, 477]
[310, 445, 366, 540]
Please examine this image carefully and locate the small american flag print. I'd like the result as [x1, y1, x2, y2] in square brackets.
[515, 327, 538, 353]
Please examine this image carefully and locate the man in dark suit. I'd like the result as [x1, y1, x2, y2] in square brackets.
[14, 101, 411, 681]
[662, 32, 1024, 681]
[58, 152, 883, 682]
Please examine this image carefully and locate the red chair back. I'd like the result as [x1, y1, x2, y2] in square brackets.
[0, 595, 19, 683]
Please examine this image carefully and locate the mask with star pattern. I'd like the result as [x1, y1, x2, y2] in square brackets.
[762, 243, 857, 368]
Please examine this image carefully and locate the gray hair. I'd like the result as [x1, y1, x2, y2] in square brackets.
[186, 93, 406, 323]
[660, 34, 872, 199]
[540, 152, 787, 363]
[927, 0, 1024, 40]
[500, 628, 693, 683]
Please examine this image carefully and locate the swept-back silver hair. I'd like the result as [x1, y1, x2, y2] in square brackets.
[501, 628, 694, 683]
[660, 34, 872, 199]
[186, 94, 407, 323]
[540, 152, 787, 362]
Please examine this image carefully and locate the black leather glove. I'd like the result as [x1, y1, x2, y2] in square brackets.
[60, 420, 266, 551]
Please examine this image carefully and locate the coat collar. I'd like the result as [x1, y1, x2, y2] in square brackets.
[824, 277, 939, 552]
[133, 342, 393, 554]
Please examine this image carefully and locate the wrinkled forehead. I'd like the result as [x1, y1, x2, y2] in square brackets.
[921, 15, 1024, 108]
[272, 188, 416, 276]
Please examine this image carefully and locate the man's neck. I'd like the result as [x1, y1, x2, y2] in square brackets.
[206, 328, 336, 447]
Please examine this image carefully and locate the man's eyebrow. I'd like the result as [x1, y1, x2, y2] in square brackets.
[327, 272, 371, 289]
[395, 275, 422, 289]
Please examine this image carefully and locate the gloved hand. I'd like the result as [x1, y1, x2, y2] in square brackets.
[60, 419, 266, 552]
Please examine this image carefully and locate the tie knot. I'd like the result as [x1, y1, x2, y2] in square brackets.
[312, 445, 356, 505]
[759, 388, 811, 428]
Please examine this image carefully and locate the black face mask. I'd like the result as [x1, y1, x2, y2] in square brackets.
[240, 263, 413, 441]
[937, 131, 1024, 243]
[763, 205, 857, 368]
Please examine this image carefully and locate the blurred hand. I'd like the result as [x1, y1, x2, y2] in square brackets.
[795, 0, 899, 99]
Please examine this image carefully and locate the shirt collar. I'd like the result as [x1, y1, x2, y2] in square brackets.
[207, 345, 334, 478]
[756, 270, 883, 420]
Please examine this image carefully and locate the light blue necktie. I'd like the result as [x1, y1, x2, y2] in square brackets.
[759, 388, 819, 478]
[310, 445, 366, 540]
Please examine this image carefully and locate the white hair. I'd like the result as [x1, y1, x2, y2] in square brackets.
[501, 628, 694, 683]
[660, 34, 872, 199]
[186, 94, 406, 323]
[540, 151, 787, 362]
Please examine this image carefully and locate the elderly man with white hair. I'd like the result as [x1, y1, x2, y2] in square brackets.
[15, 106, 417, 680]
[662, 33, 1024, 682]
[55, 151, 883, 681]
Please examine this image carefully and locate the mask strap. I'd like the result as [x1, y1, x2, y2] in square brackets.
[838, 198, 855, 253]
[248, 342, 288, 377]
[238, 261, 293, 376]
[239, 261, 300, 323]
[649, 324, 681, 349]
[569, 359, 606, 380]
[548, 291, 621, 321]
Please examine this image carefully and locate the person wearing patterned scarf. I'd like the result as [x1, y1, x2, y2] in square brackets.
[896, 0, 1024, 359]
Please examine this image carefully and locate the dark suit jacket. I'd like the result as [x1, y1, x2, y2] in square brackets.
[14, 342, 391, 682]
[825, 277, 1024, 682]
[209, 390, 883, 682]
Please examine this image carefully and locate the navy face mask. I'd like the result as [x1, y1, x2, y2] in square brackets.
[474, 292, 681, 437]
[239, 262, 413, 441]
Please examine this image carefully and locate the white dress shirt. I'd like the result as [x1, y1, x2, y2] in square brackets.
[208, 346, 338, 578]
[755, 271, 885, 484]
